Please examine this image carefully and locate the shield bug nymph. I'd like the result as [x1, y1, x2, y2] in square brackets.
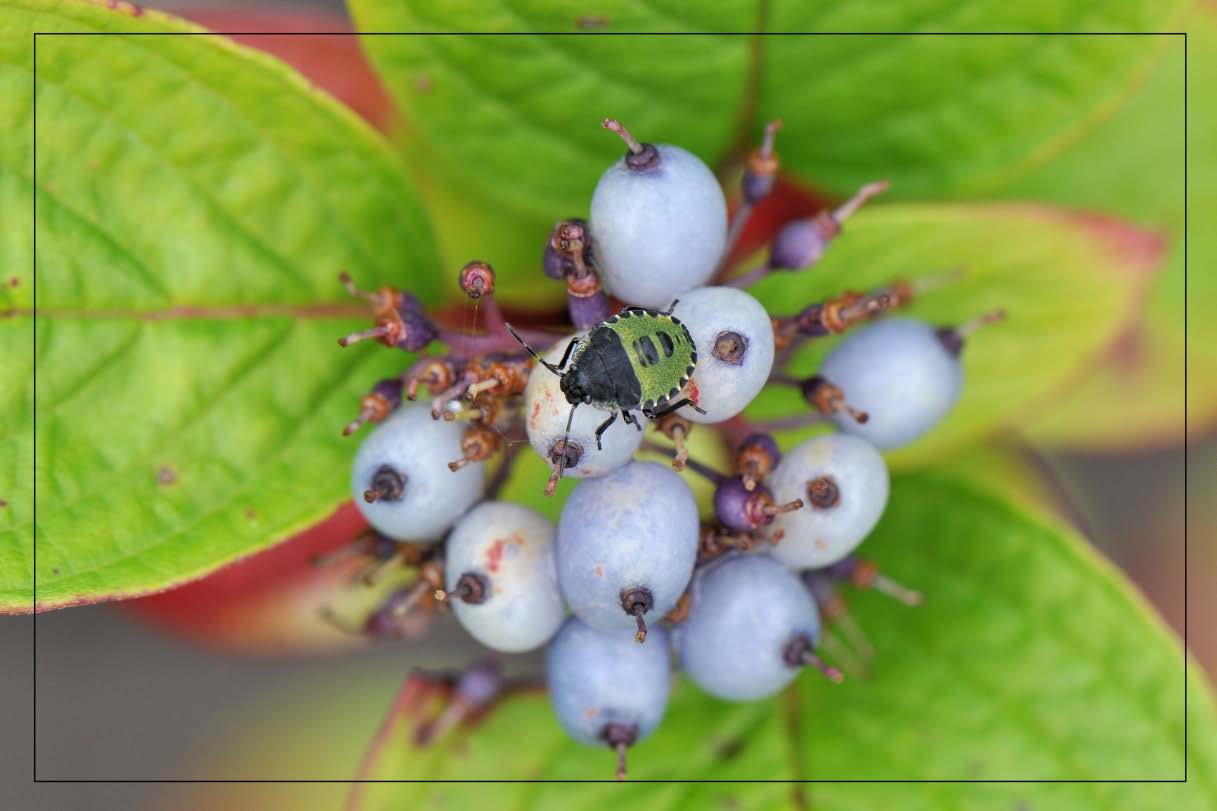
[507, 302, 706, 489]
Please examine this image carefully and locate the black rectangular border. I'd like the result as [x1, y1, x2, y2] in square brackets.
[30, 28, 1190, 786]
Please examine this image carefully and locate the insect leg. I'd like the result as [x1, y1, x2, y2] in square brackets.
[650, 397, 706, 417]
[620, 410, 643, 432]
[593, 411, 619, 450]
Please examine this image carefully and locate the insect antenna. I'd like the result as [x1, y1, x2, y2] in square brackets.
[504, 323, 564, 376]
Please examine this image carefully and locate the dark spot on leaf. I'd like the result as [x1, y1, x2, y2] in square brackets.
[714, 737, 744, 760]
[719, 797, 740, 811]
[244, 507, 257, 520]
[155, 466, 177, 486]
[52, 568, 60, 576]
[414, 73, 433, 94]
[0, 498, 6, 508]
[7, 277, 18, 287]
[576, 14, 609, 29]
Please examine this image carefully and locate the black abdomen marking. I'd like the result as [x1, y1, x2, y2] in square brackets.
[657, 331, 675, 357]
[633, 335, 660, 366]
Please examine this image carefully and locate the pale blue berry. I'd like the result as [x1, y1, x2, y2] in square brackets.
[818, 318, 962, 450]
[674, 554, 839, 701]
[590, 120, 727, 309]
[547, 617, 671, 779]
[350, 405, 484, 541]
[443, 501, 566, 653]
[767, 434, 889, 569]
[555, 461, 698, 642]
[672, 286, 775, 424]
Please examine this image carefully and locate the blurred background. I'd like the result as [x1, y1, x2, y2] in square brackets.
[8, 1, 1209, 808]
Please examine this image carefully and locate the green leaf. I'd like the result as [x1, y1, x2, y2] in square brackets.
[741, 202, 1160, 469]
[348, 0, 1184, 305]
[2, 0, 440, 611]
[172, 466, 1216, 808]
[999, 12, 1215, 448]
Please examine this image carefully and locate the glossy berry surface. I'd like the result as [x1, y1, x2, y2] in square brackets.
[818, 318, 962, 449]
[675, 554, 820, 700]
[546, 618, 671, 747]
[590, 144, 727, 309]
[767, 434, 889, 569]
[444, 501, 566, 653]
[555, 461, 698, 635]
[350, 405, 484, 541]
[671, 286, 775, 424]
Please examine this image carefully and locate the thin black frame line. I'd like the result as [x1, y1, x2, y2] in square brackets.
[32, 31, 1185, 37]
[32, 778, 1193, 785]
[1182, 29, 1190, 786]
[31, 28, 38, 787]
[28, 29, 1187, 784]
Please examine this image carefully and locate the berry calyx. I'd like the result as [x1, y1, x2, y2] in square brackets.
[656, 412, 693, 471]
[800, 375, 869, 424]
[936, 308, 1008, 356]
[782, 633, 844, 683]
[546, 438, 582, 495]
[713, 330, 748, 365]
[337, 271, 437, 351]
[620, 587, 654, 644]
[437, 570, 490, 605]
[827, 555, 924, 605]
[600, 722, 638, 781]
[714, 476, 802, 532]
[602, 118, 660, 171]
[806, 475, 841, 510]
[343, 377, 405, 436]
[363, 464, 406, 503]
[735, 433, 779, 492]
[767, 179, 889, 272]
[448, 425, 501, 472]
[459, 260, 496, 299]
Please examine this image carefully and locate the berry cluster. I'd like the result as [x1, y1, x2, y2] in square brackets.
[327, 119, 1003, 779]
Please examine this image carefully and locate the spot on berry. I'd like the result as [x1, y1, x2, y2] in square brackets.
[486, 538, 507, 573]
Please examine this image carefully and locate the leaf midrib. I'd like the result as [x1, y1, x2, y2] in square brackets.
[13, 303, 370, 321]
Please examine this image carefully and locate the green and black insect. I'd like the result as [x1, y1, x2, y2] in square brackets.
[506, 302, 705, 465]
